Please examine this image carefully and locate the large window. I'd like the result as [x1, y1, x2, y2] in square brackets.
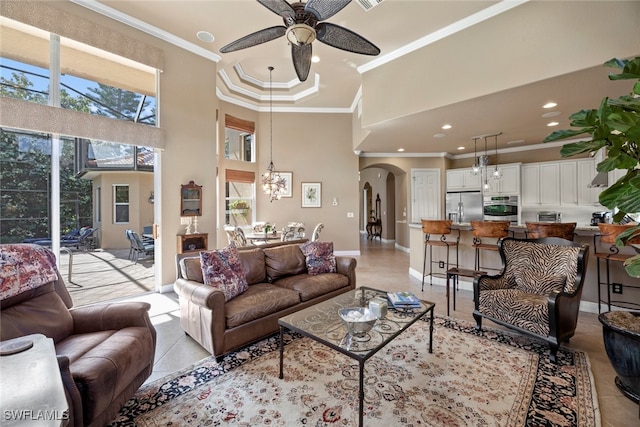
[224, 115, 254, 162]
[225, 169, 256, 227]
[0, 128, 93, 243]
[113, 185, 129, 224]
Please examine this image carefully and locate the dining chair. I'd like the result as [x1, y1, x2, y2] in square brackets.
[311, 223, 324, 242]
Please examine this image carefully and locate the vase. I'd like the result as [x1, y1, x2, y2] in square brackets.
[599, 311, 640, 402]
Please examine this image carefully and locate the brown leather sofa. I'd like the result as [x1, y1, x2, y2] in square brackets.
[0, 244, 157, 427]
[174, 241, 357, 358]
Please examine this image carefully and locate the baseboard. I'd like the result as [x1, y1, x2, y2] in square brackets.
[409, 267, 601, 314]
[395, 243, 409, 253]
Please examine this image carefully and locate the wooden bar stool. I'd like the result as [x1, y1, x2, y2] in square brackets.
[471, 220, 511, 272]
[525, 222, 577, 241]
[593, 223, 640, 313]
[421, 219, 459, 291]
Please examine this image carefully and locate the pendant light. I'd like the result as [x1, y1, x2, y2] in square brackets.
[471, 137, 481, 175]
[482, 136, 491, 191]
[262, 66, 286, 202]
[491, 132, 503, 180]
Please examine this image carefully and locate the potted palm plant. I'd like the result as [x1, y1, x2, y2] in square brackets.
[545, 56, 640, 403]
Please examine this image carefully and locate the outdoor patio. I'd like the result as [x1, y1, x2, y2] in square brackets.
[57, 248, 155, 307]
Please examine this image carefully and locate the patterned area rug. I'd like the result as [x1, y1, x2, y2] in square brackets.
[109, 317, 600, 426]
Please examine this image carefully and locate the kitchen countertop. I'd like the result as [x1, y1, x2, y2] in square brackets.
[408, 222, 601, 234]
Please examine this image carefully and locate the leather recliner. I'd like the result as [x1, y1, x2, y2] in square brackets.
[0, 244, 156, 426]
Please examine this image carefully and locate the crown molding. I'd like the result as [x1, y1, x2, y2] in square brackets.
[218, 69, 321, 103]
[358, 0, 529, 74]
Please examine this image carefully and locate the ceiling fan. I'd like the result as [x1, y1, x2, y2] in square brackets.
[219, 0, 380, 82]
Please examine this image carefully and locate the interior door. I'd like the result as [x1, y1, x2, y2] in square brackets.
[411, 169, 441, 222]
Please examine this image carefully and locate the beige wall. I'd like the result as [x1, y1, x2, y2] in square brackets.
[92, 172, 153, 249]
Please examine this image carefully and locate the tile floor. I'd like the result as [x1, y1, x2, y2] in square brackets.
[62, 237, 637, 426]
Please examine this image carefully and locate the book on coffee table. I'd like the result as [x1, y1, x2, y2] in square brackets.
[387, 291, 421, 308]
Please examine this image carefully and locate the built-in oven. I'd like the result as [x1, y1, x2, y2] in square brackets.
[483, 195, 519, 224]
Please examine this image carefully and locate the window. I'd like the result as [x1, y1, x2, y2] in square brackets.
[95, 187, 101, 223]
[225, 169, 255, 227]
[224, 115, 254, 162]
[113, 185, 129, 224]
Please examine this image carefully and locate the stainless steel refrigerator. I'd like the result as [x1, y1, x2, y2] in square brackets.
[445, 191, 483, 223]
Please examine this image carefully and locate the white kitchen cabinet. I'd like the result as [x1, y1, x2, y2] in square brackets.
[522, 158, 603, 207]
[577, 158, 602, 206]
[521, 163, 560, 205]
[560, 162, 577, 205]
[446, 168, 481, 191]
[483, 164, 520, 195]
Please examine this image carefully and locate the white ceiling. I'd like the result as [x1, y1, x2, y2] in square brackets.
[77, 0, 639, 157]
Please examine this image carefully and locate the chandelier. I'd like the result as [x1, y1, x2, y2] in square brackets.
[262, 66, 286, 202]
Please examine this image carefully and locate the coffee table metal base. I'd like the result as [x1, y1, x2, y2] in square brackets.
[279, 300, 434, 427]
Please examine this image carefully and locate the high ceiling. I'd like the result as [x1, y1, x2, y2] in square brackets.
[77, 0, 639, 157]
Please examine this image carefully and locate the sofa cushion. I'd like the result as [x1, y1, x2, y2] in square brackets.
[274, 273, 349, 302]
[225, 283, 300, 328]
[55, 327, 155, 423]
[200, 244, 248, 302]
[263, 245, 306, 282]
[0, 282, 74, 343]
[300, 241, 336, 275]
[238, 248, 267, 285]
[179, 257, 204, 283]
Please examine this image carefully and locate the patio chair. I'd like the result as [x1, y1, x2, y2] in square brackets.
[130, 231, 154, 263]
[31, 227, 98, 250]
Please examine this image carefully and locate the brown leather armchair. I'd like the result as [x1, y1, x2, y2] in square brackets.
[1, 244, 156, 427]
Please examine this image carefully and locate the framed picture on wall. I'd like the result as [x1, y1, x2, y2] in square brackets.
[301, 182, 321, 208]
[278, 172, 292, 198]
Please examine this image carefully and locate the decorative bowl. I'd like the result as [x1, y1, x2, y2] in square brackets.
[339, 307, 377, 336]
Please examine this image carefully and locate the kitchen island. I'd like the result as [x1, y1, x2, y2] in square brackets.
[408, 222, 640, 313]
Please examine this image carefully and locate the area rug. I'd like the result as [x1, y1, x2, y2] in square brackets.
[109, 317, 600, 426]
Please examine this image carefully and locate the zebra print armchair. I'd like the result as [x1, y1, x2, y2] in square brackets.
[472, 237, 589, 362]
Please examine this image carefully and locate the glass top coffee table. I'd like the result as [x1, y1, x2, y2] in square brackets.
[278, 286, 435, 427]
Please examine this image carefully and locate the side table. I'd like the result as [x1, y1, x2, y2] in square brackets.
[0, 334, 69, 426]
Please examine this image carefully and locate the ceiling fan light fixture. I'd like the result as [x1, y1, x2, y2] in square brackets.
[286, 24, 316, 46]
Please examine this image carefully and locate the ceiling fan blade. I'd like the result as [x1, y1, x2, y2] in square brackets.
[291, 43, 312, 82]
[316, 22, 380, 56]
[257, 0, 296, 25]
[220, 26, 287, 53]
[304, 0, 351, 21]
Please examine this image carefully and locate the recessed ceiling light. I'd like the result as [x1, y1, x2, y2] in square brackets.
[457, 146, 465, 150]
[543, 102, 557, 109]
[547, 121, 559, 127]
[397, 148, 405, 152]
[442, 124, 452, 130]
[311, 56, 320, 63]
[433, 133, 446, 138]
[542, 111, 561, 118]
[196, 31, 215, 42]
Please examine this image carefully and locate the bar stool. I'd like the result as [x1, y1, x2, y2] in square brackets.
[471, 220, 511, 272]
[525, 221, 577, 241]
[421, 219, 459, 291]
[594, 223, 640, 313]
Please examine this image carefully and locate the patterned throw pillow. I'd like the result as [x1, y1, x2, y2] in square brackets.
[300, 241, 336, 276]
[199, 243, 248, 301]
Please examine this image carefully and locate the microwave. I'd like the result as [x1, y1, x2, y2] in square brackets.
[483, 195, 519, 224]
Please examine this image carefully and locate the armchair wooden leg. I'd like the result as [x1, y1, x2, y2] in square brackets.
[549, 343, 559, 363]
[473, 312, 483, 330]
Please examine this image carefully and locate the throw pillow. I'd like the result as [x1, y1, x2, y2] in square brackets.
[199, 243, 248, 301]
[300, 241, 336, 276]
